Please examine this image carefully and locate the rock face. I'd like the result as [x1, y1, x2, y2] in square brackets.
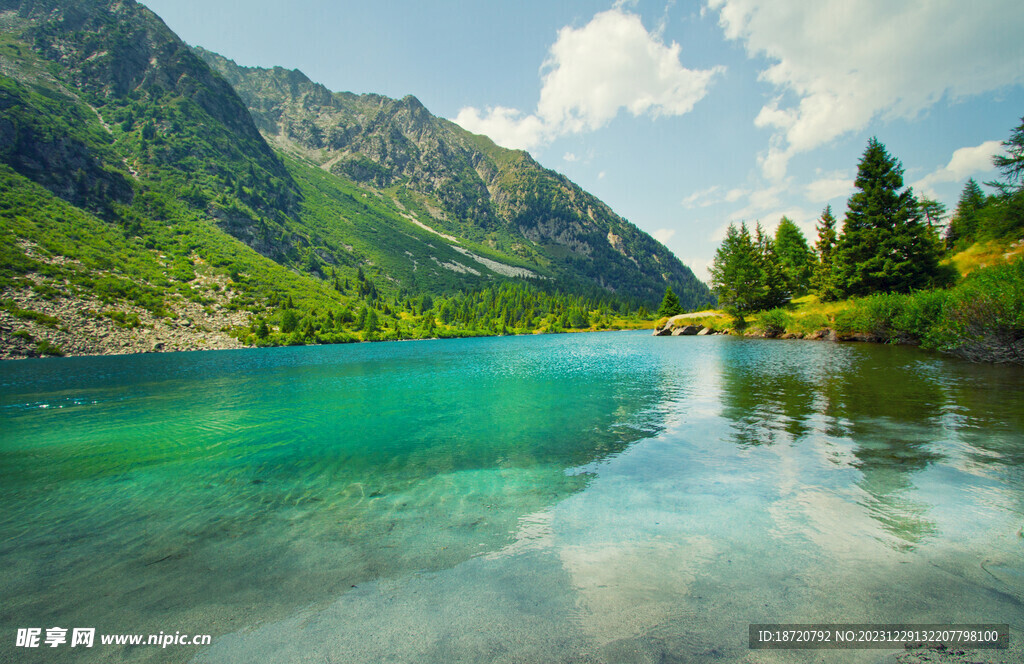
[196, 49, 714, 308]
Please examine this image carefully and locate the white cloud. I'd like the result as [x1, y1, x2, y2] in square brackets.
[453, 9, 723, 150]
[598, 171, 606, 180]
[454, 106, 546, 151]
[708, 0, 1024, 179]
[682, 185, 720, 207]
[563, 152, 578, 162]
[728, 182, 786, 222]
[652, 228, 676, 245]
[805, 173, 854, 203]
[681, 185, 749, 208]
[724, 187, 747, 202]
[912, 140, 1002, 197]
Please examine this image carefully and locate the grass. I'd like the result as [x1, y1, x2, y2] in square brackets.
[946, 237, 1024, 276]
[669, 253, 1024, 364]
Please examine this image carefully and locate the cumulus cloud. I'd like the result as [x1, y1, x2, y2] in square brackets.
[453, 9, 723, 150]
[805, 173, 854, 203]
[454, 106, 546, 151]
[912, 140, 1003, 196]
[707, 0, 1024, 179]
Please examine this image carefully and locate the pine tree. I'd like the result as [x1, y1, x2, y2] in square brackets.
[754, 223, 790, 309]
[774, 216, 815, 297]
[710, 223, 761, 313]
[991, 115, 1024, 192]
[366, 309, 379, 332]
[656, 286, 683, 317]
[812, 205, 840, 300]
[945, 178, 986, 249]
[918, 197, 947, 229]
[833, 138, 943, 296]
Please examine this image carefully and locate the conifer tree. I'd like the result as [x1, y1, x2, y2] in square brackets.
[774, 216, 815, 297]
[711, 222, 761, 313]
[754, 223, 790, 309]
[833, 138, 943, 296]
[991, 115, 1024, 192]
[812, 205, 840, 301]
[656, 286, 683, 317]
[919, 197, 947, 229]
[945, 178, 986, 249]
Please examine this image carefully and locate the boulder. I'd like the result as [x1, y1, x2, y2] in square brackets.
[697, 327, 714, 336]
[653, 326, 673, 336]
[671, 325, 702, 336]
[807, 328, 837, 341]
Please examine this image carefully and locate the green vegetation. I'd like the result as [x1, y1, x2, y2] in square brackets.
[656, 287, 683, 317]
[710, 222, 789, 316]
[705, 125, 1024, 364]
[0, 2, 689, 358]
[831, 138, 949, 297]
[774, 216, 815, 296]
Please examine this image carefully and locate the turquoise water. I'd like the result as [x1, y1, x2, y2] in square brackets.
[1, 332, 1023, 663]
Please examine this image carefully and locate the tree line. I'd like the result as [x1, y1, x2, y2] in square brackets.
[708, 116, 1024, 316]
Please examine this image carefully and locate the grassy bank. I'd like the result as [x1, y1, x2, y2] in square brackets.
[659, 254, 1024, 365]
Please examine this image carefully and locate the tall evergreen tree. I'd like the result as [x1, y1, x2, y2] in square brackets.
[813, 205, 840, 300]
[833, 138, 943, 296]
[711, 223, 760, 313]
[945, 178, 986, 249]
[754, 223, 791, 309]
[991, 115, 1024, 192]
[977, 117, 1024, 241]
[918, 196, 947, 229]
[710, 222, 787, 313]
[774, 216, 815, 297]
[656, 286, 683, 317]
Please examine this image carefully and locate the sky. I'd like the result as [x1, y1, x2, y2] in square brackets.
[143, 0, 1024, 283]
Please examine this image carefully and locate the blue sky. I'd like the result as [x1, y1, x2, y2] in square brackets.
[144, 0, 1024, 283]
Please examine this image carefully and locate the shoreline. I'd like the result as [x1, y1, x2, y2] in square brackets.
[0, 320, 651, 361]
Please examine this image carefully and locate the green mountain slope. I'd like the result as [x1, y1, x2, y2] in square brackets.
[197, 48, 712, 307]
[0, 0, 711, 358]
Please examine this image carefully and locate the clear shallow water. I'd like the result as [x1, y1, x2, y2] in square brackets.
[1, 332, 1023, 663]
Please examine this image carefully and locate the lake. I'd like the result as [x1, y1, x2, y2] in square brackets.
[2, 331, 1023, 663]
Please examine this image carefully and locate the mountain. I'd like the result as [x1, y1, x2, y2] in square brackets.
[196, 48, 710, 306]
[0, 0, 711, 358]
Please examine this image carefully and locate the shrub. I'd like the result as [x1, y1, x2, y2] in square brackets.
[756, 308, 790, 336]
[894, 289, 948, 344]
[928, 260, 1024, 364]
[790, 312, 829, 336]
[36, 339, 64, 356]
